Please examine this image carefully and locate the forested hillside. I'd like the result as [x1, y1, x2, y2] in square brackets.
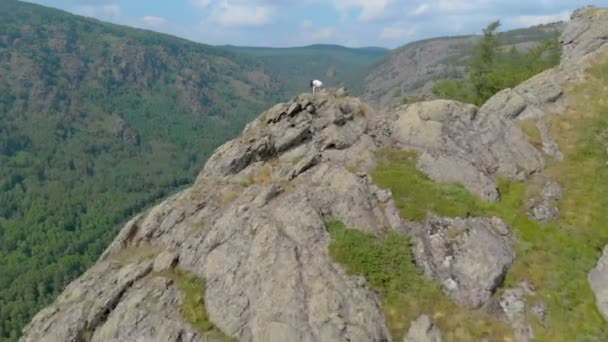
[0, 1, 280, 339]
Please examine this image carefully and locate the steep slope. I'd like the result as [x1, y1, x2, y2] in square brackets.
[363, 22, 565, 109]
[219, 44, 389, 96]
[0, 1, 281, 339]
[22, 6, 608, 342]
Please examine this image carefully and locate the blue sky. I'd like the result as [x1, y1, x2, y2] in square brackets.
[25, 0, 608, 48]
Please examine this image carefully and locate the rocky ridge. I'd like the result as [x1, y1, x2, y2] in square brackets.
[22, 7, 608, 342]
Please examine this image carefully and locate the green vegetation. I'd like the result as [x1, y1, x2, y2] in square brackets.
[371, 53, 608, 341]
[519, 120, 543, 148]
[327, 220, 513, 341]
[433, 21, 561, 105]
[518, 52, 608, 341]
[160, 270, 236, 341]
[372, 149, 481, 221]
[220, 44, 388, 96]
[0, 1, 276, 339]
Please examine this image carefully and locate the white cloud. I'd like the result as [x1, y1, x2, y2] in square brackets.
[192, 1, 276, 27]
[142, 16, 167, 27]
[512, 10, 571, 27]
[75, 3, 121, 19]
[311, 27, 336, 40]
[215, 3, 274, 26]
[330, 0, 391, 21]
[437, 0, 489, 13]
[301, 20, 313, 29]
[380, 26, 416, 40]
[412, 4, 429, 16]
[191, 0, 213, 8]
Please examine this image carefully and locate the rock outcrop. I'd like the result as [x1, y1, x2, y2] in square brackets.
[413, 216, 514, 308]
[387, 99, 544, 201]
[589, 246, 608, 321]
[24, 91, 397, 342]
[22, 7, 608, 342]
[403, 315, 442, 342]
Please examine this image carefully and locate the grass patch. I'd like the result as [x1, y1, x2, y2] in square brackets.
[327, 220, 513, 341]
[368, 53, 608, 341]
[160, 270, 237, 342]
[512, 54, 608, 341]
[372, 149, 482, 221]
[519, 120, 543, 148]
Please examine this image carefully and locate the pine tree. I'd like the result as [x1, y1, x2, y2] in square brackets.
[470, 21, 501, 105]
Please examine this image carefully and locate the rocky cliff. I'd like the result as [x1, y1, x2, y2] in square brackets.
[22, 7, 608, 342]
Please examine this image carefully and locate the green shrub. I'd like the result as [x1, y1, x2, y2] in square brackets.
[327, 220, 513, 341]
[160, 270, 237, 342]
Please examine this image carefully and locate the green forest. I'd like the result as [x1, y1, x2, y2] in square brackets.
[0, 1, 280, 339]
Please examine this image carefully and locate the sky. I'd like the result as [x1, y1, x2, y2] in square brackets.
[24, 0, 608, 48]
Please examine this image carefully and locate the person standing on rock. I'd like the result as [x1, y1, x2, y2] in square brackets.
[311, 79, 322, 94]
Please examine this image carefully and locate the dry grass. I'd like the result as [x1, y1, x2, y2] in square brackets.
[110, 244, 159, 267]
[519, 119, 543, 148]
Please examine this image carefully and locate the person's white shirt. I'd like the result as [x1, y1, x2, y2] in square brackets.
[312, 80, 322, 87]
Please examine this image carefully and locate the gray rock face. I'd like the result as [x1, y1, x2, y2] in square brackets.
[413, 216, 515, 308]
[22, 9, 608, 342]
[480, 88, 527, 120]
[21, 260, 159, 342]
[91, 276, 206, 342]
[388, 98, 544, 201]
[24, 91, 396, 342]
[589, 246, 608, 321]
[561, 7, 608, 65]
[497, 282, 536, 342]
[403, 315, 442, 342]
[153, 251, 179, 273]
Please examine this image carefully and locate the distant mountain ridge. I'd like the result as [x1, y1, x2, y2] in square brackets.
[362, 22, 566, 109]
[219, 44, 389, 96]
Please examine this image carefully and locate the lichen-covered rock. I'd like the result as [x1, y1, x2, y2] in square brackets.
[589, 245, 608, 321]
[403, 315, 442, 342]
[388, 96, 543, 201]
[561, 6, 608, 65]
[23, 91, 396, 342]
[498, 282, 536, 342]
[22, 260, 155, 342]
[91, 276, 205, 342]
[528, 180, 562, 223]
[413, 216, 515, 308]
[153, 251, 179, 273]
[480, 88, 527, 120]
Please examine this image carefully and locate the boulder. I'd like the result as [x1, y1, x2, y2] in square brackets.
[479, 88, 527, 120]
[561, 6, 608, 65]
[403, 315, 442, 342]
[589, 245, 608, 321]
[413, 216, 515, 308]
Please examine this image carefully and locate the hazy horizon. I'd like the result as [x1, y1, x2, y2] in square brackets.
[21, 0, 608, 48]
